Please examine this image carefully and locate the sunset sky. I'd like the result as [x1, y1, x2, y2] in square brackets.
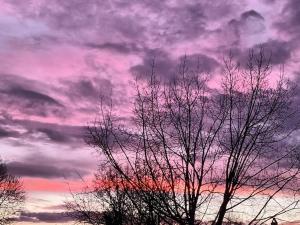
[0, 0, 300, 224]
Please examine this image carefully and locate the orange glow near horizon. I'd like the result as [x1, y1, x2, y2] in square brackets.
[22, 178, 92, 193]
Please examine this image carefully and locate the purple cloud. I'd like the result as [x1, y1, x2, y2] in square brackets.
[0, 74, 65, 118]
[7, 149, 95, 180]
[7, 161, 89, 179]
[276, 0, 300, 37]
[0, 115, 86, 145]
[241, 10, 264, 21]
[85, 42, 141, 54]
[6, 0, 240, 49]
[62, 76, 113, 103]
[0, 127, 19, 138]
[13, 211, 72, 223]
[131, 50, 219, 81]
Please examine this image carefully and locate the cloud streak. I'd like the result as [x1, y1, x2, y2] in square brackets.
[13, 211, 72, 223]
[7, 161, 89, 179]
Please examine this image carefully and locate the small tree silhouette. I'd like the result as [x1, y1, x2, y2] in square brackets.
[0, 161, 24, 224]
[66, 168, 162, 225]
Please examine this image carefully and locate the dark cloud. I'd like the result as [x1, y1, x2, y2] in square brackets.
[131, 50, 219, 81]
[210, 9, 266, 51]
[7, 0, 240, 48]
[0, 74, 65, 117]
[219, 39, 292, 68]
[257, 40, 292, 65]
[246, 40, 292, 65]
[7, 148, 94, 180]
[241, 10, 264, 21]
[37, 128, 71, 143]
[0, 127, 19, 138]
[0, 115, 86, 145]
[226, 9, 265, 46]
[85, 42, 141, 54]
[130, 49, 176, 80]
[65, 77, 112, 100]
[62, 76, 117, 107]
[262, 0, 277, 4]
[2, 87, 62, 106]
[7, 161, 89, 179]
[13, 211, 72, 223]
[179, 54, 220, 73]
[276, 0, 300, 36]
[19, 120, 85, 144]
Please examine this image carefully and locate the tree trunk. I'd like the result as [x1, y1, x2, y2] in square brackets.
[215, 193, 230, 225]
[188, 214, 195, 225]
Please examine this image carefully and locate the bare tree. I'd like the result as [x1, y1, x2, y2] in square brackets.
[70, 49, 300, 225]
[0, 161, 24, 224]
[213, 50, 300, 225]
[67, 168, 162, 225]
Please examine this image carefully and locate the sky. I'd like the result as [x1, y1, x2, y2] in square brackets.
[0, 0, 300, 224]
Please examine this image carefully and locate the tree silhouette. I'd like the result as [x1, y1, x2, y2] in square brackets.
[69, 49, 300, 225]
[0, 161, 24, 224]
[67, 168, 162, 225]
